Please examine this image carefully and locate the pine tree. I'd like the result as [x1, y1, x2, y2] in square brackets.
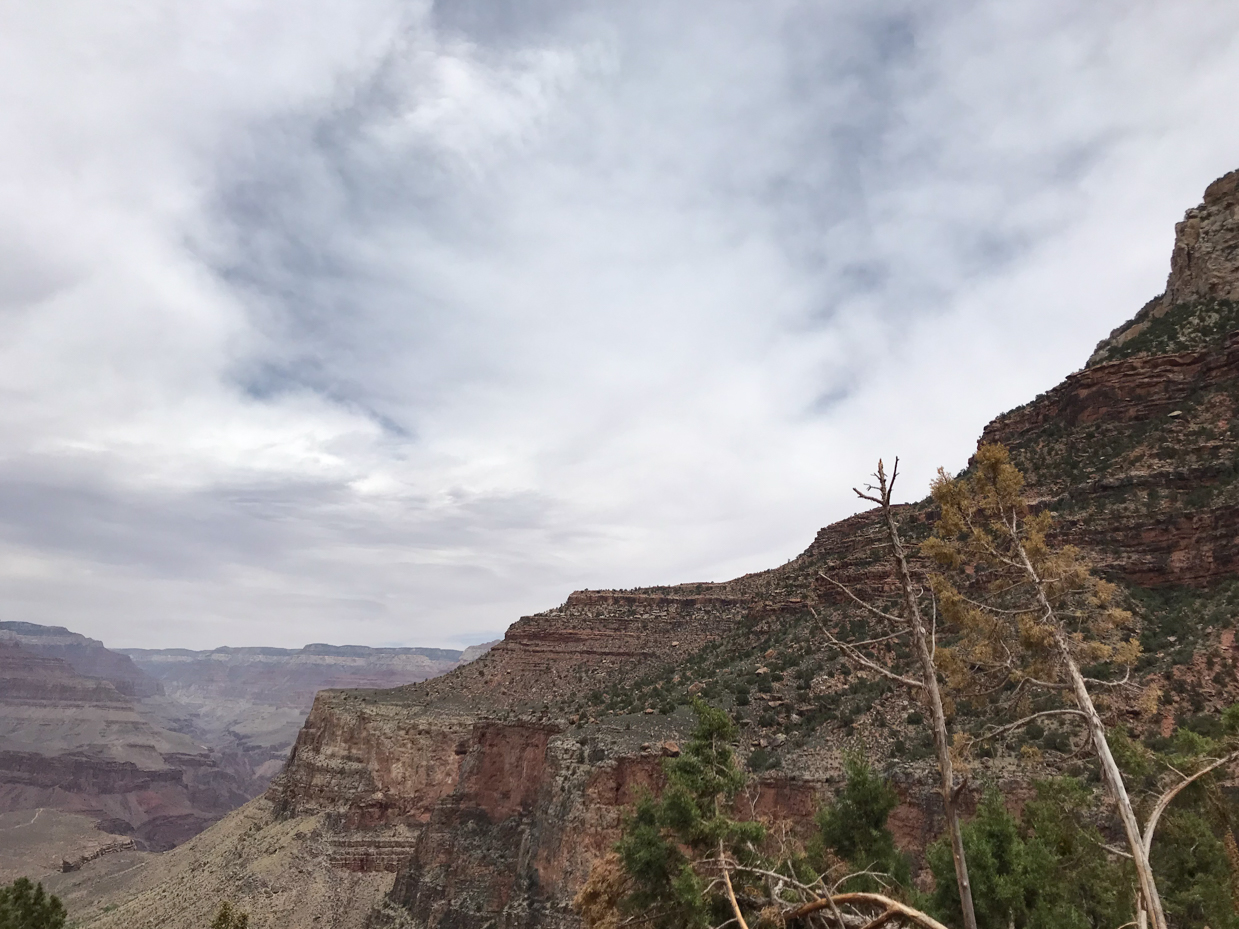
[924, 444, 1164, 929]
[0, 878, 66, 929]
[611, 699, 763, 929]
[578, 702, 951, 929]
[814, 752, 911, 892]
[927, 781, 1131, 929]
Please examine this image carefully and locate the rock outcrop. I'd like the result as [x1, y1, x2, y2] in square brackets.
[1089, 168, 1239, 366]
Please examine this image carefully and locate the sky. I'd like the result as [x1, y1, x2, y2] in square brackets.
[1, 0, 1237, 650]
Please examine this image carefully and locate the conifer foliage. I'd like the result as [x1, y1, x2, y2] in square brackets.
[0, 879, 66, 929]
[814, 753, 910, 892]
[613, 699, 764, 929]
[578, 701, 947, 929]
[925, 444, 1166, 929]
[927, 781, 1130, 929]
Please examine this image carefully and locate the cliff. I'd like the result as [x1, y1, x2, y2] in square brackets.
[1, 631, 481, 871]
[1, 622, 162, 698]
[62, 169, 1239, 929]
[0, 641, 250, 852]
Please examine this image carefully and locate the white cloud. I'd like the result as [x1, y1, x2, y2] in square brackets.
[0, 0, 1237, 648]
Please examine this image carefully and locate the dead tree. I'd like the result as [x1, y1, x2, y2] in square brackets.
[812, 458, 978, 929]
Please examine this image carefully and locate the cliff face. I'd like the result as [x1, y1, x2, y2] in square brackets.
[1090, 168, 1239, 367]
[0, 622, 162, 698]
[122, 643, 480, 791]
[0, 632, 488, 882]
[0, 641, 249, 851]
[70, 169, 1239, 929]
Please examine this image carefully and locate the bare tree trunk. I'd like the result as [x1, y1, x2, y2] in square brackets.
[874, 464, 978, 929]
[1013, 532, 1167, 929]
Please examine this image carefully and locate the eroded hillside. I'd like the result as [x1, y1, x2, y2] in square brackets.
[57, 168, 1239, 929]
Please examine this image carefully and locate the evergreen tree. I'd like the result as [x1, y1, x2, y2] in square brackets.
[814, 752, 911, 892]
[579, 701, 963, 929]
[1153, 811, 1237, 929]
[927, 782, 1130, 929]
[1110, 713, 1239, 929]
[614, 699, 764, 929]
[0, 878, 67, 929]
[925, 444, 1164, 929]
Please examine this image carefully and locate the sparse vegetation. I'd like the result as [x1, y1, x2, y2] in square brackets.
[211, 901, 249, 929]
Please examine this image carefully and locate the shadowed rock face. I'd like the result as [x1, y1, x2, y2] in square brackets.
[65, 169, 1239, 929]
[1167, 169, 1239, 306]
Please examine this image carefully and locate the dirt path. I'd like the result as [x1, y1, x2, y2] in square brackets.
[7, 808, 44, 829]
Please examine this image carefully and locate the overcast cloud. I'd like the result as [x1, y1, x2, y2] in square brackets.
[1, 0, 1237, 649]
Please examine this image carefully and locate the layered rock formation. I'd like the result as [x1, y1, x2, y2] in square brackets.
[0, 623, 161, 698]
[122, 643, 482, 787]
[64, 170, 1239, 929]
[0, 640, 248, 852]
[1, 629, 489, 871]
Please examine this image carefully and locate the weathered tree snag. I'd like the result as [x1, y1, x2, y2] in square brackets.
[1011, 520, 1167, 929]
[870, 461, 977, 929]
[785, 891, 953, 929]
[817, 459, 978, 929]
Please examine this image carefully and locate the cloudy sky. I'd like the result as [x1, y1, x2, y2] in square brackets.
[1, 0, 1237, 650]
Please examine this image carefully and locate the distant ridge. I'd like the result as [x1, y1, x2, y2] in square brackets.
[120, 644, 464, 661]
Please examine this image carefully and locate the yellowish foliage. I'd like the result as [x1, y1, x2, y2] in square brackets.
[951, 731, 973, 774]
[758, 905, 787, 928]
[1138, 682, 1162, 719]
[924, 443, 1142, 693]
[574, 853, 631, 929]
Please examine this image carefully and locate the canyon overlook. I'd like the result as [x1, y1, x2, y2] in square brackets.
[0, 625, 493, 881]
[37, 168, 1239, 929]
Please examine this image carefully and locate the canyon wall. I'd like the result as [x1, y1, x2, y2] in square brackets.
[68, 170, 1239, 929]
[0, 640, 248, 851]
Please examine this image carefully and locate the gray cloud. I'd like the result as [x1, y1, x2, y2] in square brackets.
[0, 0, 1237, 648]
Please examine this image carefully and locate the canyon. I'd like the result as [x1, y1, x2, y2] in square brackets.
[0, 624, 491, 882]
[30, 168, 1239, 929]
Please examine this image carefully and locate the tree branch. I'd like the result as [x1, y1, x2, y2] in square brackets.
[809, 607, 924, 691]
[817, 573, 907, 626]
[971, 709, 1086, 744]
[785, 893, 952, 929]
[1142, 750, 1239, 858]
[719, 842, 751, 929]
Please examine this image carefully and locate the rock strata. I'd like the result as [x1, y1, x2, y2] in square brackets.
[63, 168, 1239, 929]
[0, 641, 247, 851]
